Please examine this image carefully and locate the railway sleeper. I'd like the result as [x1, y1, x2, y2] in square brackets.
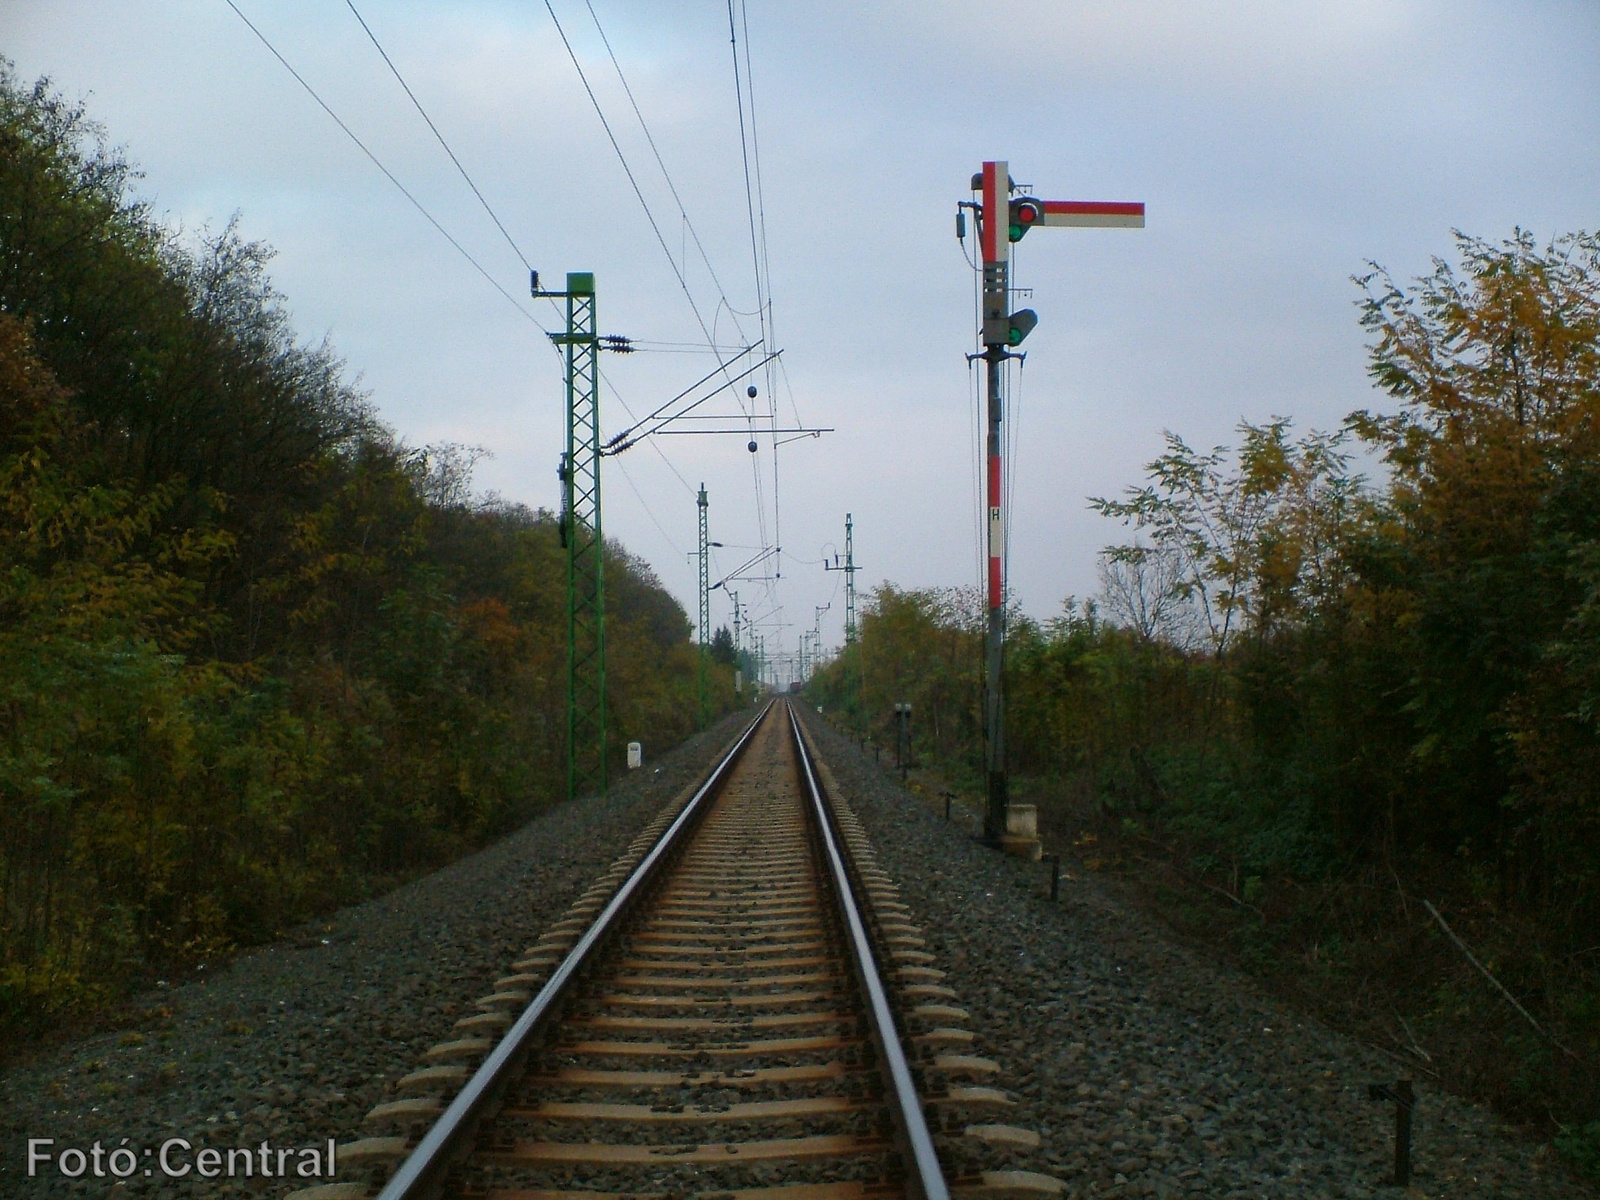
[467, 1184, 906, 1200]
[792, 713, 1062, 1195]
[310, 708, 1066, 1200]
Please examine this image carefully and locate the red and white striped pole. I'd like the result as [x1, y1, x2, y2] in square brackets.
[970, 160, 1143, 847]
[978, 161, 1011, 848]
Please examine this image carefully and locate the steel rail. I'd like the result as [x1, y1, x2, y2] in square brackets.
[376, 701, 773, 1200]
[786, 702, 950, 1200]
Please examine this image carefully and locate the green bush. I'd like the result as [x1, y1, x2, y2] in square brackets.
[0, 65, 736, 1049]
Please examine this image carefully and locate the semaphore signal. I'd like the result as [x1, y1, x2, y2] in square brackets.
[961, 160, 1144, 854]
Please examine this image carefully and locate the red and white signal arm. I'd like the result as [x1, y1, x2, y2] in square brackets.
[979, 159, 1144, 265]
[1038, 200, 1145, 228]
[974, 159, 1144, 621]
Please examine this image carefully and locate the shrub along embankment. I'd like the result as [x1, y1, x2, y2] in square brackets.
[0, 67, 738, 1050]
[810, 227, 1600, 1179]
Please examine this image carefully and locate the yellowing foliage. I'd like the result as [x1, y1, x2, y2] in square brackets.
[0, 68, 735, 1047]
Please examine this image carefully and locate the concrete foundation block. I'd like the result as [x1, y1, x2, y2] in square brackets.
[1001, 803, 1042, 860]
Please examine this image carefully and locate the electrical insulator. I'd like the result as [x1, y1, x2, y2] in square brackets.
[747, 384, 758, 398]
[748, 440, 758, 453]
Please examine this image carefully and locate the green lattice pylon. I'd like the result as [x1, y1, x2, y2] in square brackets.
[553, 272, 605, 802]
[697, 483, 710, 729]
[843, 513, 858, 645]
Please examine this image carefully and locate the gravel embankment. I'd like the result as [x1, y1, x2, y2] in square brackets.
[0, 712, 753, 1198]
[801, 711, 1595, 1200]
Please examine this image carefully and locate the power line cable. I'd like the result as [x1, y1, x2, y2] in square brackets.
[556, 0, 792, 595]
[725, 1, 767, 378]
[544, 0, 768, 570]
[739, 0, 785, 568]
[223, 0, 694, 573]
[342, 0, 779, 595]
[223, 0, 701, 577]
[739, 0, 778, 405]
[613, 455, 687, 556]
[581, 0, 751, 348]
[220, 0, 544, 331]
[590, 357, 698, 498]
[609, 352, 782, 451]
[725, 0, 774, 561]
[734, 2, 795, 595]
[541, 0, 752, 404]
[343, 0, 533, 272]
[603, 343, 761, 450]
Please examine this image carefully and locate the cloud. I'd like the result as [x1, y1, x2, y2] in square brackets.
[819, 0, 1425, 97]
[5, 0, 1598, 657]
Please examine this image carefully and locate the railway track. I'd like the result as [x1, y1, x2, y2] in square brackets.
[307, 700, 1057, 1200]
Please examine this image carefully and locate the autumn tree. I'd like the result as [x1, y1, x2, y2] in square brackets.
[0, 67, 729, 1046]
[1351, 228, 1600, 896]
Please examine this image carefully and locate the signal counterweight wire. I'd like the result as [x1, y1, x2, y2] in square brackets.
[1004, 249, 1026, 614]
[1006, 355, 1023, 610]
[970, 360, 984, 595]
[969, 229, 986, 593]
[1002, 244, 1014, 603]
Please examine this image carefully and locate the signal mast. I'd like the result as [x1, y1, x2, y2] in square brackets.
[961, 161, 1143, 853]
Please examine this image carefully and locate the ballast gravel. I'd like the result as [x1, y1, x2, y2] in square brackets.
[798, 711, 1596, 1200]
[8, 701, 1591, 1200]
[0, 713, 752, 1198]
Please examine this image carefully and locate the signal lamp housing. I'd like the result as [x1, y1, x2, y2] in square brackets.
[1008, 197, 1043, 242]
[1007, 308, 1038, 347]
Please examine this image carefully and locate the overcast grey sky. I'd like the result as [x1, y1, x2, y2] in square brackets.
[6, 1, 1599, 677]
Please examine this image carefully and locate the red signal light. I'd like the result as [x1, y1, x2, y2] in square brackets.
[1008, 197, 1043, 242]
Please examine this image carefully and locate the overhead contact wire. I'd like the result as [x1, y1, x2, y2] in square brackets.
[726, 0, 775, 568]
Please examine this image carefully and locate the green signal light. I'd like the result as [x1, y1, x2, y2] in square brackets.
[1007, 308, 1038, 346]
[1008, 199, 1042, 242]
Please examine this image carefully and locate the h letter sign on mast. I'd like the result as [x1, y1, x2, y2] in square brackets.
[969, 160, 1143, 854]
